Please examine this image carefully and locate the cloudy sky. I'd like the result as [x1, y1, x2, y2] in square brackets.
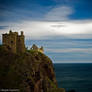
[0, 0, 92, 63]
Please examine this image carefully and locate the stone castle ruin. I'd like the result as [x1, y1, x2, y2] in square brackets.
[2, 30, 25, 53]
[31, 44, 44, 53]
[2, 30, 44, 53]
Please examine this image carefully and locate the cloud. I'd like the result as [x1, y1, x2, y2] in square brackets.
[45, 6, 73, 21]
[0, 5, 92, 40]
[1, 19, 92, 40]
[0, 1, 49, 22]
[46, 48, 92, 53]
[1, 5, 92, 40]
[0, 26, 8, 29]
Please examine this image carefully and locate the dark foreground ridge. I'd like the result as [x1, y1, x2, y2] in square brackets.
[0, 45, 65, 92]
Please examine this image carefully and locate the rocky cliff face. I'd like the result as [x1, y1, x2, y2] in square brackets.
[0, 45, 65, 92]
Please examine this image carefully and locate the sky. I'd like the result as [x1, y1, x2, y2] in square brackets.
[0, 0, 92, 63]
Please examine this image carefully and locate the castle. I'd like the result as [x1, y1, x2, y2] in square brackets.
[2, 30, 25, 53]
[2, 30, 44, 53]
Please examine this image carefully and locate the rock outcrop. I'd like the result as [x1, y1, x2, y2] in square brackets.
[0, 45, 65, 92]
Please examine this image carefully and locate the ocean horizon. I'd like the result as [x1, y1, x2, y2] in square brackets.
[54, 63, 92, 92]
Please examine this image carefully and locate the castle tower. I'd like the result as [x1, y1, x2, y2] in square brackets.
[2, 30, 18, 53]
[2, 30, 25, 53]
[17, 31, 25, 53]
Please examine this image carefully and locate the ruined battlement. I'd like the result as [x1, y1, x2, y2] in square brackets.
[31, 44, 44, 53]
[2, 30, 25, 53]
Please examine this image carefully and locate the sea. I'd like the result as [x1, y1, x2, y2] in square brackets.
[54, 63, 92, 92]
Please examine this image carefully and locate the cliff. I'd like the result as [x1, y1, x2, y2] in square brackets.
[0, 45, 65, 92]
